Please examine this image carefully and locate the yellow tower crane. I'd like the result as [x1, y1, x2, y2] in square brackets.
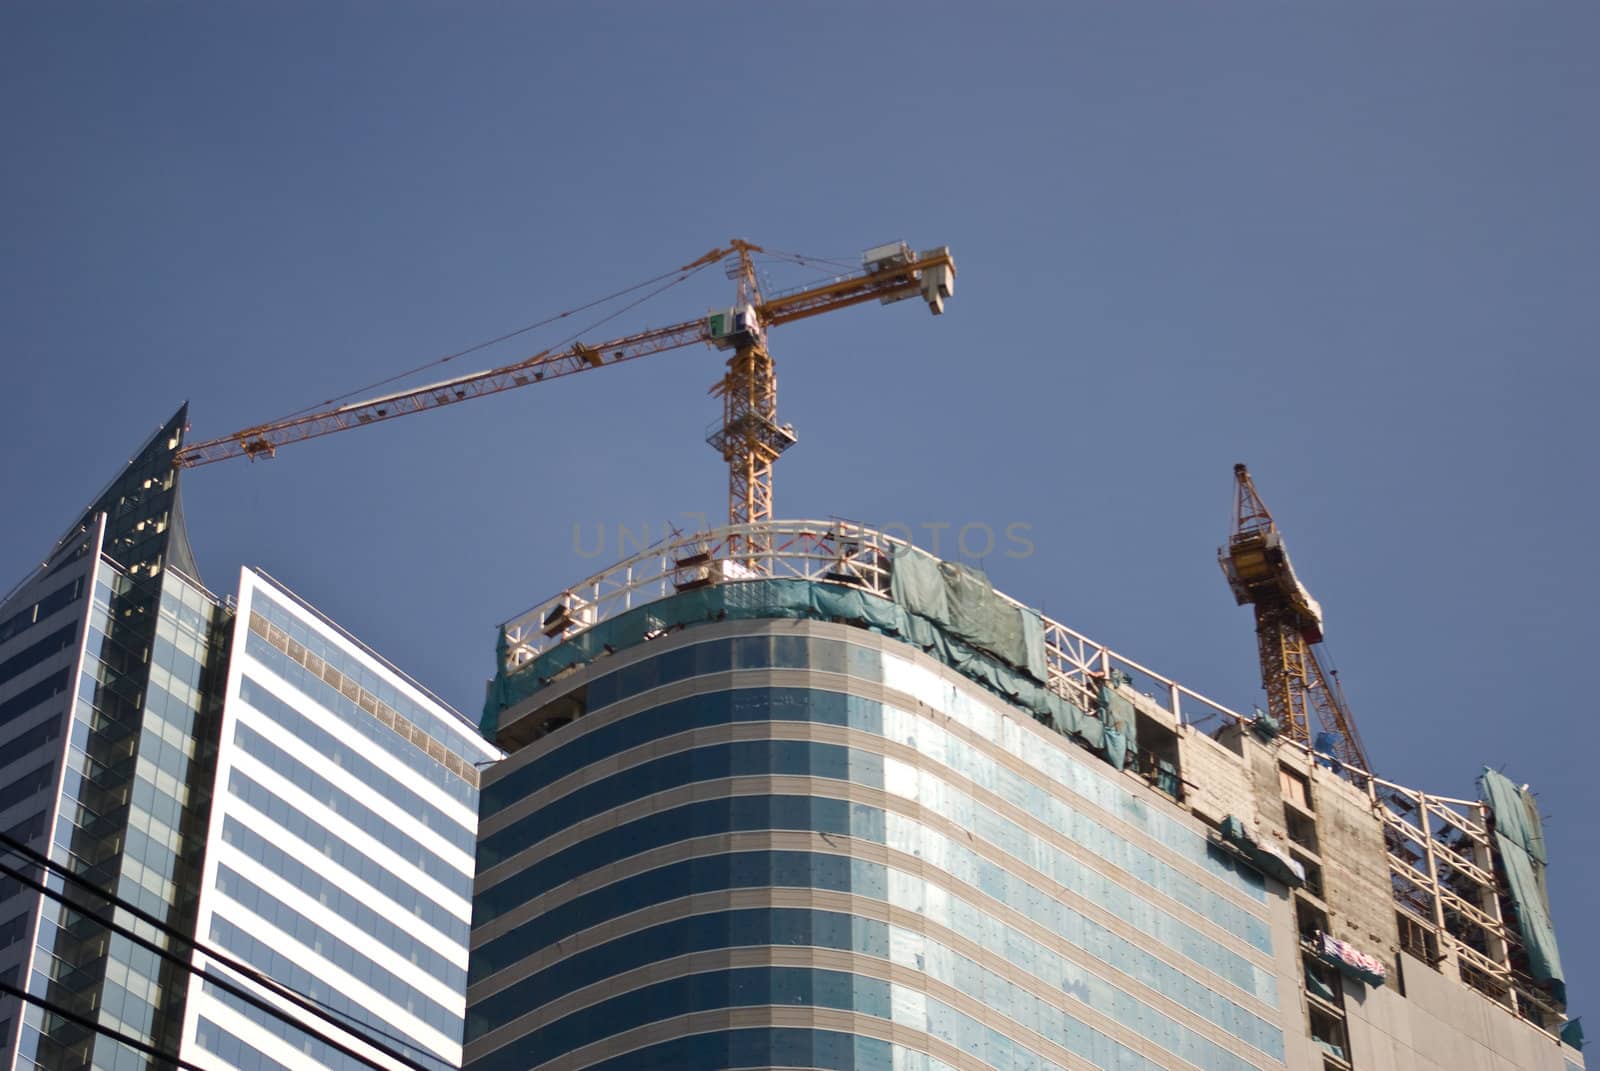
[175, 239, 955, 560]
[1219, 463, 1372, 773]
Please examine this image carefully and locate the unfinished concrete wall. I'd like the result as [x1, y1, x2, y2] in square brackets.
[1342, 952, 1582, 1071]
[1315, 767, 1403, 961]
[1240, 729, 1298, 861]
[1177, 721, 1258, 828]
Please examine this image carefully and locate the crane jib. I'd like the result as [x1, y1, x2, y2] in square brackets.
[171, 239, 957, 514]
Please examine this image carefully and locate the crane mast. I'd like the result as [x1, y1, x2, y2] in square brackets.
[1220, 463, 1372, 772]
[174, 239, 956, 557]
[706, 240, 791, 559]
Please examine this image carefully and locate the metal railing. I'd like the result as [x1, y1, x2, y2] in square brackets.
[500, 520, 1254, 723]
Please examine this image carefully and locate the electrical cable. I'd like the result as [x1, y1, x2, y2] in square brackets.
[0, 976, 211, 1071]
[0, 832, 447, 1071]
[0, 854, 420, 1071]
[0, 837, 445, 1070]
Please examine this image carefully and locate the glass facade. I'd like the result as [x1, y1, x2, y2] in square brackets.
[1, 409, 502, 1071]
[468, 627, 1287, 1071]
[4, 407, 227, 1071]
[179, 570, 500, 1071]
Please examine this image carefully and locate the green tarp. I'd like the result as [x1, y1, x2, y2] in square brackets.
[1481, 768, 1566, 1004]
[1250, 708, 1281, 741]
[1097, 674, 1138, 770]
[1219, 814, 1306, 888]
[889, 545, 1048, 682]
[889, 544, 949, 622]
[482, 578, 1103, 761]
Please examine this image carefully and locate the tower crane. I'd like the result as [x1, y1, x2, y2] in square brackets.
[1219, 463, 1372, 773]
[175, 239, 955, 559]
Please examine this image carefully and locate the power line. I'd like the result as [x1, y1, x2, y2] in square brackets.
[0, 976, 210, 1071]
[0, 855, 407, 1071]
[0, 831, 446, 1071]
[0, 829, 441, 1068]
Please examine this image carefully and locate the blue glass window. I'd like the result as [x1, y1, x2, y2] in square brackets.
[232, 722, 469, 897]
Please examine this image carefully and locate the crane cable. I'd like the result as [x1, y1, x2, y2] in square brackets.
[756, 247, 859, 273]
[272, 252, 726, 423]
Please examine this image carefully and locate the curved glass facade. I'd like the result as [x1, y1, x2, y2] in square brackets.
[467, 623, 1289, 1071]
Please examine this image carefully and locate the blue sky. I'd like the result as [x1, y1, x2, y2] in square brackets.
[4, 2, 1596, 1019]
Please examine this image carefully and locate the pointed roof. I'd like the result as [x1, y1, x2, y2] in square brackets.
[3, 405, 200, 603]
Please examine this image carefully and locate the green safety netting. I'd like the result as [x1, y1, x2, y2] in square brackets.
[1096, 673, 1138, 770]
[481, 576, 1108, 759]
[1481, 768, 1566, 1004]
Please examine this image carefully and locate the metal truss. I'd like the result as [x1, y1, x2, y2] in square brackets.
[1376, 782, 1562, 1028]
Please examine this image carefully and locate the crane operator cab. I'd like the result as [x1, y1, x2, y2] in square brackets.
[708, 304, 763, 351]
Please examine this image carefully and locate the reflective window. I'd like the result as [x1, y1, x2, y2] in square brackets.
[468, 965, 1231, 1071]
[0, 714, 63, 765]
[200, 981, 384, 1071]
[469, 906, 1281, 1063]
[210, 915, 460, 1055]
[244, 630, 476, 809]
[0, 576, 83, 647]
[0, 623, 76, 692]
[238, 675, 474, 853]
[0, 761, 54, 813]
[221, 816, 464, 986]
[476, 798, 1274, 1007]
[227, 769, 468, 943]
[214, 865, 461, 1038]
[492, 633, 1261, 905]
[481, 727, 1270, 959]
[195, 1017, 292, 1071]
[250, 590, 479, 756]
[489, 649, 1262, 903]
[232, 721, 469, 897]
[573, 1027, 949, 1071]
[0, 669, 71, 729]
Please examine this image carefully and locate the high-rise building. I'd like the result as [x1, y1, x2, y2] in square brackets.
[467, 521, 1582, 1071]
[0, 408, 501, 1071]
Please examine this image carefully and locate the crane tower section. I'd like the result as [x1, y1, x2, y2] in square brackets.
[705, 240, 952, 559]
[1220, 463, 1371, 772]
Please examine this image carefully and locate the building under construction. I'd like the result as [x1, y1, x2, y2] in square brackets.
[467, 517, 1579, 1071]
[142, 237, 1579, 1071]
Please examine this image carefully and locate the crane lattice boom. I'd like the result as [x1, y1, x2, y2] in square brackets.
[174, 240, 955, 547]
